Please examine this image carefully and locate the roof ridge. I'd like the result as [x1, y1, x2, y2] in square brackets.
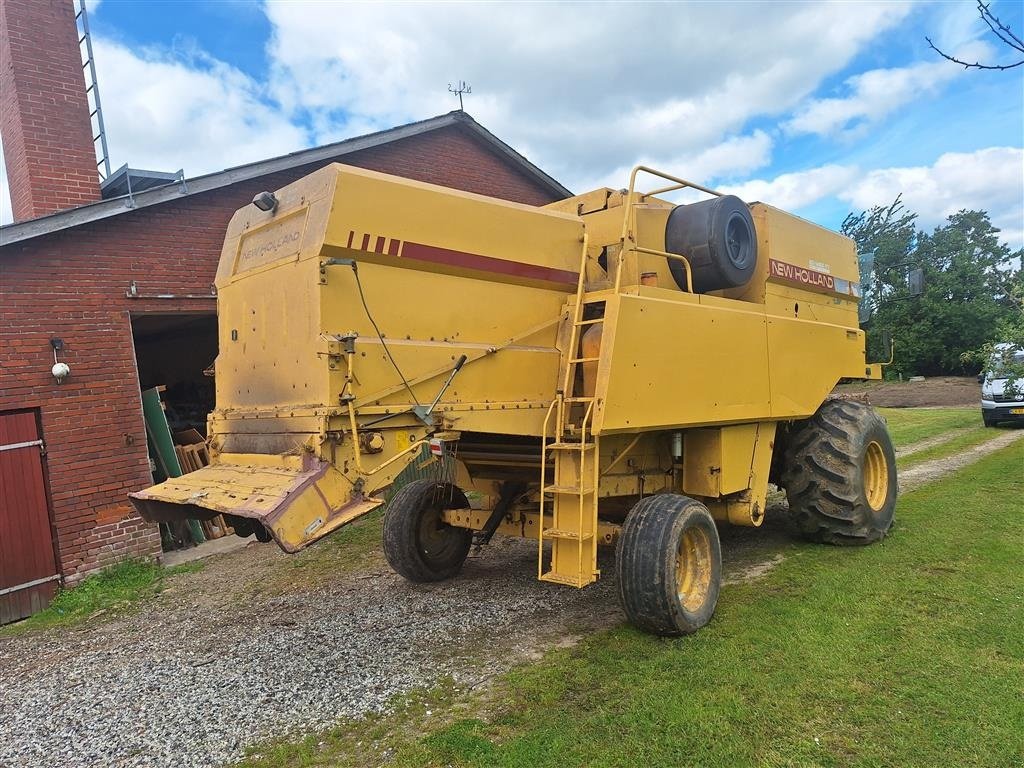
[1, 113, 570, 247]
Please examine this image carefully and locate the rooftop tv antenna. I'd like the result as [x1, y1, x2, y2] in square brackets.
[73, 0, 112, 182]
[448, 80, 472, 111]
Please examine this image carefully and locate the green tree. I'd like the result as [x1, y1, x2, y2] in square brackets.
[843, 196, 917, 335]
[844, 202, 1021, 377]
[963, 277, 1024, 397]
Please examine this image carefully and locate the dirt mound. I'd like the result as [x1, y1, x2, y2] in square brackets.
[834, 376, 977, 408]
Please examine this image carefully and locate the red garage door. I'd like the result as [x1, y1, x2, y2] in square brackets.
[0, 410, 60, 624]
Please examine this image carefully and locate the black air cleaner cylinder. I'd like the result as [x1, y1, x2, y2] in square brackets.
[664, 195, 757, 293]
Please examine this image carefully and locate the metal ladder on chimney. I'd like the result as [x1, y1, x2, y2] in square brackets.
[74, 0, 112, 183]
[538, 234, 602, 587]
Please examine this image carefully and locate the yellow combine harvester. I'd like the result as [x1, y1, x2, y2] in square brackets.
[131, 164, 896, 635]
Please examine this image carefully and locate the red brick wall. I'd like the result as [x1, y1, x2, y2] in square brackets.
[350, 125, 558, 206]
[0, 0, 103, 221]
[0, 125, 563, 582]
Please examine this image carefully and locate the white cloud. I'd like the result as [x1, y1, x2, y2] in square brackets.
[263, 1, 914, 186]
[784, 61, 955, 137]
[577, 130, 774, 195]
[784, 41, 990, 137]
[717, 147, 1024, 248]
[720, 165, 860, 211]
[3, 2, 917, 224]
[843, 147, 1024, 247]
[90, 39, 308, 178]
[14, 0, 1020, 254]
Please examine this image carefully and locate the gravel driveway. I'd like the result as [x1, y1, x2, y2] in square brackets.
[0, 535, 624, 768]
[0, 504, 810, 768]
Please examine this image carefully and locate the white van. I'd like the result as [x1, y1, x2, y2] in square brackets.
[981, 343, 1024, 427]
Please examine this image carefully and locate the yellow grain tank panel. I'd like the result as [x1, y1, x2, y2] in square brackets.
[595, 292, 771, 434]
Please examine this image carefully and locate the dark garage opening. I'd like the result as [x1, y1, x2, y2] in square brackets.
[131, 313, 219, 552]
[132, 314, 218, 433]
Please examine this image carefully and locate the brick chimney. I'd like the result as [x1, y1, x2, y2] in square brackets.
[0, 0, 102, 222]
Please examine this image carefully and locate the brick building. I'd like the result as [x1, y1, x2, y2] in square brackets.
[0, 0, 569, 621]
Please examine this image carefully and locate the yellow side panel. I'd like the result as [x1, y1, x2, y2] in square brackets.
[596, 294, 770, 433]
[215, 166, 336, 288]
[323, 164, 584, 287]
[720, 204, 861, 329]
[319, 261, 565, 409]
[597, 291, 869, 432]
[683, 424, 758, 497]
[215, 258, 323, 409]
[767, 316, 869, 418]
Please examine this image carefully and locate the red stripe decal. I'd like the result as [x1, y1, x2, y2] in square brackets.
[346, 230, 354, 248]
[360, 233, 371, 251]
[387, 238, 400, 256]
[401, 241, 578, 287]
[374, 236, 386, 254]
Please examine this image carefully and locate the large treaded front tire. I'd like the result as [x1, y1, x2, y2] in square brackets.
[616, 494, 722, 637]
[383, 479, 472, 583]
[781, 400, 897, 545]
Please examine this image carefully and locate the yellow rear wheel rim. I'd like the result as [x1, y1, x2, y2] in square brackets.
[864, 440, 889, 511]
[677, 526, 712, 612]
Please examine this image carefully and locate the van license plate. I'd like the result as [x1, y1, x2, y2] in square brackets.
[1011, 408, 1024, 415]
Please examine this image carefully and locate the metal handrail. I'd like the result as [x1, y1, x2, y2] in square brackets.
[615, 165, 723, 293]
[560, 233, 591, 398]
[577, 399, 596, 578]
[538, 397, 558, 579]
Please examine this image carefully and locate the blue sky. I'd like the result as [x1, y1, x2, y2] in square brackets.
[2, 1, 1023, 247]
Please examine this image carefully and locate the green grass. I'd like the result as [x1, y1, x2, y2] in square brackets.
[897, 425, 1004, 469]
[259, 511, 385, 595]
[396, 444, 1024, 768]
[241, 681, 466, 768]
[0, 558, 202, 636]
[878, 406, 977, 447]
[236, 443, 1024, 768]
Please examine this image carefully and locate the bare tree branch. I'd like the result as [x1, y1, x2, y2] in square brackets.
[979, 6, 1024, 52]
[981, 2, 1024, 48]
[927, 1, 1024, 71]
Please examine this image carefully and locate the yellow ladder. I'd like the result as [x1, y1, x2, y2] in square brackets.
[538, 235, 601, 587]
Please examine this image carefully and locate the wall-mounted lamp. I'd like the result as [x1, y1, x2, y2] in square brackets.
[50, 338, 70, 384]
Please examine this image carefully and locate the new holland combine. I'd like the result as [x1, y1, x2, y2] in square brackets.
[131, 163, 897, 635]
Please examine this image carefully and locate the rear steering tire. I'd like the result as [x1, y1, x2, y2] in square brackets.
[383, 479, 472, 582]
[781, 400, 897, 545]
[617, 494, 722, 636]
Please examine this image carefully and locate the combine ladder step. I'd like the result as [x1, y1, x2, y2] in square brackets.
[536, 233, 601, 590]
[543, 528, 594, 541]
[540, 570, 593, 587]
[544, 484, 595, 495]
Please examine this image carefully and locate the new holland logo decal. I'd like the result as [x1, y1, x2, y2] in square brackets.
[768, 259, 861, 299]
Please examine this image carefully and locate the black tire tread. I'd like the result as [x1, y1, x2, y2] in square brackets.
[616, 495, 722, 636]
[780, 400, 897, 545]
[382, 479, 471, 583]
